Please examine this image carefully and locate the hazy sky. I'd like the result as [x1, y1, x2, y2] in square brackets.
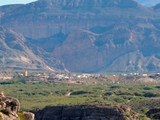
[0, 0, 37, 6]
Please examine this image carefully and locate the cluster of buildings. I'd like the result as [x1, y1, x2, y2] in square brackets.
[1, 69, 160, 84]
[54, 73, 95, 79]
[10, 71, 98, 83]
[120, 73, 148, 77]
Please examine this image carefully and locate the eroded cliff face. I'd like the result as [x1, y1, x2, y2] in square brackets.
[0, 26, 65, 71]
[0, 92, 34, 120]
[0, 26, 48, 70]
[0, 0, 144, 39]
[35, 105, 137, 120]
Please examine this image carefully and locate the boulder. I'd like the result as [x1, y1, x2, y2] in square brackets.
[0, 92, 35, 120]
[23, 112, 35, 120]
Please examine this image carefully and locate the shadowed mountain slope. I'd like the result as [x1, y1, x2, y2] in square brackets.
[0, 26, 57, 70]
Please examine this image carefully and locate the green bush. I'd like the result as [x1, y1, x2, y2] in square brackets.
[143, 92, 159, 97]
[155, 86, 160, 89]
[138, 114, 148, 120]
[71, 91, 88, 95]
[104, 92, 112, 96]
[141, 107, 149, 113]
[113, 97, 125, 103]
[18, 113, 25, 120]
[134, 92, 142, 96]
[110, 86, 121, 89]
[143, 87, 152, 90]
[124, 112, 130, 117]
[115, 90, 133, 96]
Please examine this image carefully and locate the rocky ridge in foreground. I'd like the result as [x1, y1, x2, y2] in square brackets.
[0, 92, 34, 120]
[35, 105, 138, 120]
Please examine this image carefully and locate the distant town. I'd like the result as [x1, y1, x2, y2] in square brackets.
[0, 70, 160, 84]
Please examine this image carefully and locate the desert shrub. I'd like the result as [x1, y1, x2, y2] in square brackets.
[19, 89, 23, 91]
[0, 79, 26, 85]
[115, 90, 133, 96]
[122, 96, 133, 100]
[0, 81, 16, 85]
[113, 97, 125, 103]
[143, 87, 152, 90]
[24, 92, 31, 96]
[141, 107, 149, 113]
[55, 90, 67, 95]
[138, 114, 148, 120]
[143, 92, 159, 97]
[18, 113, 25, 120]
[134, 92, 142, 96]
[124, 112, 130, 117]
[155, 86, 160, 89]
[17, 79, 26, 84]
[104, 92, 112, 96]
[38, 91, 50, 96]
[110, 85, 121, 89]
[71, 91, 88, 95]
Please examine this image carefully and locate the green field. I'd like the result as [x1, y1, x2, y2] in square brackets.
[0, 80, 111, 111]
[0, 78, 160, 119]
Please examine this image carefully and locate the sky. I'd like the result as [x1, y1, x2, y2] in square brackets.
[0, 0, 37, 6]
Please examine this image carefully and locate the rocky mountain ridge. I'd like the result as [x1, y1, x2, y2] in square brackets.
[135, 0, 160, 7]
[0, 0, 160, 73]
[0, 0, 150, 39]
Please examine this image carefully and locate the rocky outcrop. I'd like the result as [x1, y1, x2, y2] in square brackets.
[0, 92, 34, 120]
[20, 112, 35, 120]
[35, 105, 137, 120]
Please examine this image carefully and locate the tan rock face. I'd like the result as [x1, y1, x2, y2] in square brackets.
[0, 92, 20, 120]
[23, 112, 35, 120]
[0, 26, 58, 71]
[0, 92, 35, 120]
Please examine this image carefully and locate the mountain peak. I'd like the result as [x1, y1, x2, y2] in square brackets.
[153, 3, 160, 9]
[103, 0, 139, 8]
[37, 0, 140, 9]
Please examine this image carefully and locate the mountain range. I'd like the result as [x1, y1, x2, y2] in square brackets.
[0, 0, 160, 73]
